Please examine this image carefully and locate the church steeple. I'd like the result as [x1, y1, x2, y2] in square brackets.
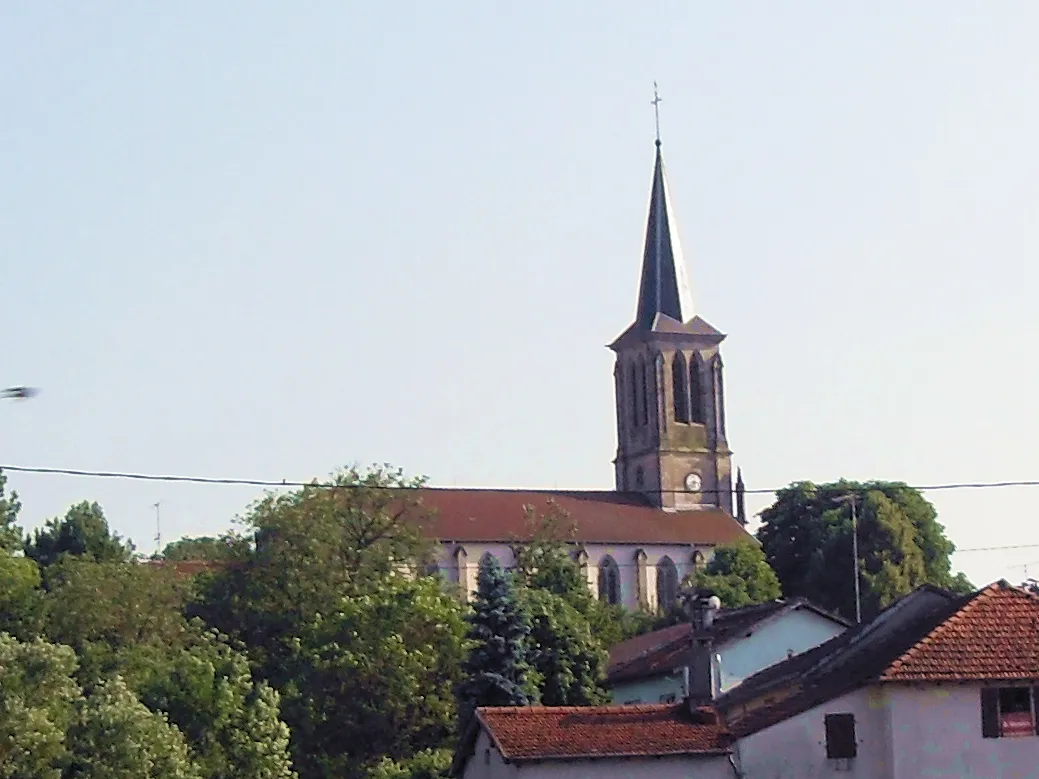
[609, 128, 734, 516]
[635, 142, 695, 331]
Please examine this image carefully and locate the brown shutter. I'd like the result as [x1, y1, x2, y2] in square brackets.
[980, 688, 1000, 738]
[824, 713, 857, 759]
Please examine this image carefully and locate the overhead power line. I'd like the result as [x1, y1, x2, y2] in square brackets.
[4, 463, 1039, 497]
[2, 463, 1035, 555]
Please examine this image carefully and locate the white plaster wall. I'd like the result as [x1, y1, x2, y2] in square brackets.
[735, 687, 895, 779]
[609, 609, 847, 704]
[613, 672, 686, 705]
[437, 542, 714, 610]
[716, 609, 845, 693]
[888, 684, 1039, 778]
[461, 730, 733, 779]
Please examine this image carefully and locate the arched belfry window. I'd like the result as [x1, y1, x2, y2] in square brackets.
[598, 556, 621, 605]
[628, 361, 639, 428]
[672, 352, 689, 423]
[635, 359, 644, 427]
[713, 355, 726, 436]
[656, 556, 679, 612]
[689, 354, 705, 424]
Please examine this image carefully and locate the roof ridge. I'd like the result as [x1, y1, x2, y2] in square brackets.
[477, 703, 681, 715]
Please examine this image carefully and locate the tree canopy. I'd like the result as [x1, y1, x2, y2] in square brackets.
[160, 536, 239, 562]
[687, 539, 782, 608]
[25, 502, 134, 568]
[757, 480, 973, 621]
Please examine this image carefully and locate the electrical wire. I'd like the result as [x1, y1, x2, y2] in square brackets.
[4, 463, 1039, 496]
[2, 463, 1037, 554]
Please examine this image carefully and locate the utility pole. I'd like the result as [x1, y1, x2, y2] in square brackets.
[153, 502, 162, 556]
[835, 493, 862, 624]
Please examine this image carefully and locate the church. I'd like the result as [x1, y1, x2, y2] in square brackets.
[414, 137, 751, 612]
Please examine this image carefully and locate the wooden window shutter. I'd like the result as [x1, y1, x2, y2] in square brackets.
[980, 688, 1000, 738]
[824, 713, 857, 759]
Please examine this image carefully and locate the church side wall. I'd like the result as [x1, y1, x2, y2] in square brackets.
[435, 541, 714, 611]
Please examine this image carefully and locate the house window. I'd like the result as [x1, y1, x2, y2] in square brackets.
[982, 687, 1039, 738]
[824, 713, 857, 759]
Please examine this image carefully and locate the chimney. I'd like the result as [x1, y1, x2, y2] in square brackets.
[685, 594, 722, 707]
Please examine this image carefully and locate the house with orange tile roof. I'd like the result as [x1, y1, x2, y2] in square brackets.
[451, 704, 737, 779]
[716, 581, 1039, 778]
[411, 137, 753, 611]
[607, 598, 849, 704]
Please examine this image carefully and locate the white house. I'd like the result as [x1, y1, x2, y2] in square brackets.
[451, 703, 736, 779]
[718, 581, 1039, 778]
[607, 598, 850, 703]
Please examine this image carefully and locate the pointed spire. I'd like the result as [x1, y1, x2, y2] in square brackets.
[735, 468, 747, 527]
[634, 141, 695, 330]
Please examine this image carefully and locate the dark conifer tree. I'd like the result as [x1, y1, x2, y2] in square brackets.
[455, 555, 534, 728]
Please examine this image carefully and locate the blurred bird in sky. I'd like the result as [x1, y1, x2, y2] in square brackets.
[1, 386, 39, 400]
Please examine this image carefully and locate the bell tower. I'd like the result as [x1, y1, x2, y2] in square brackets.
[610, 138, 733, 514]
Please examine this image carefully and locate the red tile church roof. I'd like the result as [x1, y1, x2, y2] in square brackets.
[471, 704, 732, 762]
[412, 488, 748, 546]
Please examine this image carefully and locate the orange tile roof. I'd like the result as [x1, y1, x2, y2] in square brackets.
[881, 581, 1039, 682]
[474, 705, 732, 762]
[412, 488, 749, 546]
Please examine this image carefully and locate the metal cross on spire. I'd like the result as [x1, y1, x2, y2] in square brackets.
[651, 81, 663, 146]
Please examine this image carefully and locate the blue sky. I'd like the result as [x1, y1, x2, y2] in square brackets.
[3, 3, 1038, 587]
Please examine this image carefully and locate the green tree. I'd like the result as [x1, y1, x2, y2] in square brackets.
[133, 629, 296, 779]
[0, 551, 43, 639]
[25, 502, 134, 568]
[519, 588, 608, 706]
[456, 555, 534, 728]
[368, 749, 451, 779]
[687, 539, 782, 608]
[194, 466, 434, 683]
[0, 634, 80, 779]
[41, 560, 193, 675]
[289, 574, 466, 779]
[193, 466, 457, 779]
[161, 537, 238, 562]
[0, 471, 23, 553]
[67, 676, 201, 779]
[511, 503, 654, 648]
[510, 505, 609, 705]
[758, 480, 973, 621]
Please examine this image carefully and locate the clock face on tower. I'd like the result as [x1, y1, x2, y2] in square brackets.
[684, 472, 702, 493]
